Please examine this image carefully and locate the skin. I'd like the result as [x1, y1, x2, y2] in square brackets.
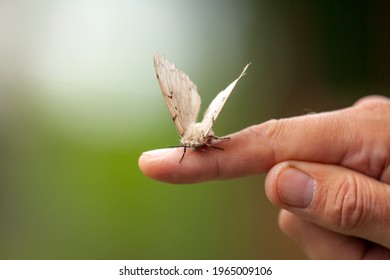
[138, 95, 390, 259]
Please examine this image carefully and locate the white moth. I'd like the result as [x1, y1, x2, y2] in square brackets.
[153, 52, 250, 163]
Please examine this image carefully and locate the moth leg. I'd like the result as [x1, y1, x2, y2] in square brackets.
[209, 135, 230, 141]
[207, 145, 224, 151]
[179, 145, 187, 163]
[205, 135, 229, 151]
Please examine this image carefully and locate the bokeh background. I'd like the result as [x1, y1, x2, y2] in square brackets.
[0, 0, 388, 259]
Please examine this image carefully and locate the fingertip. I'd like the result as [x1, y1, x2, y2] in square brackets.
[138, 148, 180, 183]
[278, 209, 298, 236]
[138, 148, 219, 184]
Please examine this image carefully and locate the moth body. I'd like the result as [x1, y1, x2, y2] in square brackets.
[180, 123, 213, 151]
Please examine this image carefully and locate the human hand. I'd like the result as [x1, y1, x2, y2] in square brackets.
[138, 95, 390, 259]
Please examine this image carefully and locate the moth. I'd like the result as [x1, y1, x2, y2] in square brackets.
[153, 52, 250, 163]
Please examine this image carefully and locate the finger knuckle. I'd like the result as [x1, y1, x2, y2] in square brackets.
[325, 174, 365, 231]
[354, 95, 390, 109]
[247, 119, 289, 167]
[245, 119, 281, 139]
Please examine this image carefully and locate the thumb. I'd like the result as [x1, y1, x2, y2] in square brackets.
[265, 161, 390, 249]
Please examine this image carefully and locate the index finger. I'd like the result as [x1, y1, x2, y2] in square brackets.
[138, 97, 389, 184]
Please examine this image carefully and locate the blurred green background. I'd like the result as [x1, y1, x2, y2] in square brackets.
[0, 0, 388, 259]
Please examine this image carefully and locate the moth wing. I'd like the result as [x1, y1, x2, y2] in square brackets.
[200, 63, 250, 135]
[154, 53, 201, 136]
